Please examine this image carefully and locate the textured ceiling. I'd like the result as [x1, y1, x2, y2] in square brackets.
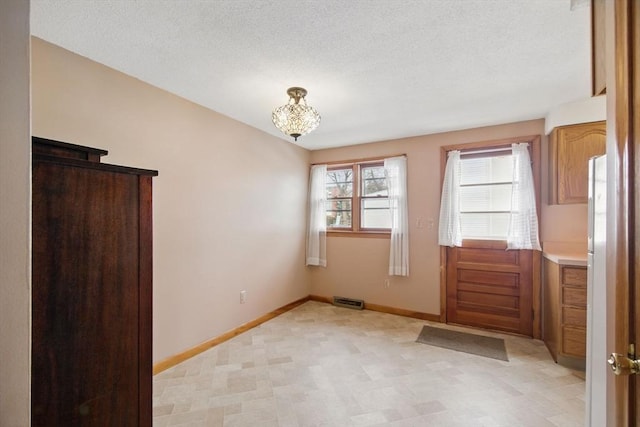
[30, 0, 591, 150]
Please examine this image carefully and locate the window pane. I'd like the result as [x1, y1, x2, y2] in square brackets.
[361, 198, 391, 229]
[326, 169, 353, 198]
[459, 184, 512, 212]
[458, 152, 513, 240]
[460, 154, 513, 185]
[361, 166, 388, 197]
[460, 212, 510, 239]
[326, 199, 352, 228]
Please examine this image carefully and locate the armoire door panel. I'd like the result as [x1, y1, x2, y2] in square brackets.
[32, 164, 140, 425]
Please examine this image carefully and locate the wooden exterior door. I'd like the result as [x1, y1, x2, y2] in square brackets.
[446, 241, 534, 336]
[440, 135, 541, 338]
[605, 0, 639, 424]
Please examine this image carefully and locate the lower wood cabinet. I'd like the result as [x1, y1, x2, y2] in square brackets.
[543, 258, 587, 370]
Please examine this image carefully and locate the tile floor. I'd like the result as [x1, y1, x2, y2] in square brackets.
[153, 301, 585, 426]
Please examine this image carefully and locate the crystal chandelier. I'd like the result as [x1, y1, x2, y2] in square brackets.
[272, 87, 321, 141]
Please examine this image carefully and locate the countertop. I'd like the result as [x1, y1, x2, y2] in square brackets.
[542, 241, 588, 267]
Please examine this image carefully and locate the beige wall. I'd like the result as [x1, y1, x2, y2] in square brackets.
[0, 1, 31, 425]
[31, 38, 311, 363]
[29, 36, 589, 366]
[309, 119, 588, 315]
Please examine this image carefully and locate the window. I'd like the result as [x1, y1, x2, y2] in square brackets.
[325, 161, 391, 233]
[459, 152, 513, 240]
[326, 167, 353, 228]
[439, 138, 541, 247]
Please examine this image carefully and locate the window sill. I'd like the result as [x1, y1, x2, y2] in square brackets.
[327, 230, 391, 239]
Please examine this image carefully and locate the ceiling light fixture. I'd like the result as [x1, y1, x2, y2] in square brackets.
[272, 87, 321, 141]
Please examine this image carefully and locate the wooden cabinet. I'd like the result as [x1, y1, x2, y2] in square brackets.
[31, 137, 158, 426]
[543, 258, 587, 370]
[591, 0, 606, 96]
[549, 121, 606, 204]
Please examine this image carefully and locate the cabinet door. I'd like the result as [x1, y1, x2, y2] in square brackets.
[549, 121, 606, 204]
[32, 161, 142, 426]
[562, 326, 587, 357]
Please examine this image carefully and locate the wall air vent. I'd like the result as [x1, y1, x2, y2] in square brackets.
[333, 296, 364, 310]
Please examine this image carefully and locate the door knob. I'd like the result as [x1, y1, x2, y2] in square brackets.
[607, 353, 640, 375]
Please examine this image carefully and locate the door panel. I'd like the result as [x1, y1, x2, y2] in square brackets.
[604, 0, 639, 424]
[457, 247, 519, 265]
[458, 290, 518, 309]
[446, 242, 533, 336]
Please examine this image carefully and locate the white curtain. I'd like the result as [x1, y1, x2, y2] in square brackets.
[306, 164, 327, 266]
[507, 143, 541, 250]
[438, 150, 462, 247]
[385, 156, 409, 276]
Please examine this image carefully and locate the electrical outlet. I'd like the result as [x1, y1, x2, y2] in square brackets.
[384, 279, 390, 288]
[240, 290, 247, 304]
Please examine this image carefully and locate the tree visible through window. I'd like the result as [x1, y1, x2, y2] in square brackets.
[325, 162, 391, 232]
[326, 168, 353, 228]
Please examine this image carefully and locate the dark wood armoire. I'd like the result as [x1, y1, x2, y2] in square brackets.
[31, 137, 158, 426]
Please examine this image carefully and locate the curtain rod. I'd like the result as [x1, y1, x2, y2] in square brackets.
[311, 153, 406, 166]
[459, 146, 513, 157]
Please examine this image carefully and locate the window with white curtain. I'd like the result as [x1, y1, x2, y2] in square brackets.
[316, 157, 408, 274]
[439, 141, 541, 250]
[325, 161, 391, 233]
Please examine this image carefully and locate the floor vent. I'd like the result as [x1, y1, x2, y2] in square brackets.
[333, 296, 364, 310]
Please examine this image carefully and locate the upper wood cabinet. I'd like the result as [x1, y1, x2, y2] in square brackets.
[592, 0, 606, 96]
[549, 121, 606, 204]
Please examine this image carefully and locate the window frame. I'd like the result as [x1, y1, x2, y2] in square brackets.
[324, 157, 394, 238]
